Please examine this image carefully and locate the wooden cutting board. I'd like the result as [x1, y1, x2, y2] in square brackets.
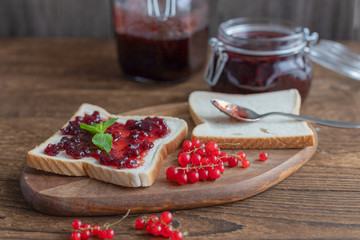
[20, 102, 318, 216]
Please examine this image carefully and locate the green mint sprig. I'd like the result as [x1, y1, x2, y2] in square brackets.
[79, 118, 118, 153]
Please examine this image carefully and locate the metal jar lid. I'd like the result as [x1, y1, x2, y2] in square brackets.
[307, 39, 360, 80]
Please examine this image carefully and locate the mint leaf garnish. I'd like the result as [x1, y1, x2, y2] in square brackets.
[103, 118, 118, 130]
[79, 118, 119, 153]
[92, 133, 113, 153]
[79, 123, 102, 134]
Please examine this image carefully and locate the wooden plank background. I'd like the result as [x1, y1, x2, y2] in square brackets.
[0, 0, 359, 39]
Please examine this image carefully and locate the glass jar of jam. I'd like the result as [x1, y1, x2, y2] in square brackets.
[113, 0, 209, 83]
[204, 18, 319, 101]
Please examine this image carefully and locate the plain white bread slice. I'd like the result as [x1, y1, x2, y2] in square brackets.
[189, 89, 315, 149]
[27, 103, 188, 187]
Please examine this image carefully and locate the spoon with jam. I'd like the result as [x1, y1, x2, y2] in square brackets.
[211, 99, 360, 128]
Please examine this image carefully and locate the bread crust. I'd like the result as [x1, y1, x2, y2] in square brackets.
[191, 131, 315, 149]
[27, 103, 188, 187]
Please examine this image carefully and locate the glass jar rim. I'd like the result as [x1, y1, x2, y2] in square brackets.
[218, 17, 306, 47]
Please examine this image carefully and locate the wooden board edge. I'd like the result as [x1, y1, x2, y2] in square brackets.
[19, 133, 318, 216]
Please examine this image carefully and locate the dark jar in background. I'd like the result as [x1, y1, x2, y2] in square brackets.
[113, 0, 209, 83]
[204, 18, 319, 101]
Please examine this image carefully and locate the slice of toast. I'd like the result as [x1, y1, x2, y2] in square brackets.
[189, 89, 315, 149]
[27, 103, 188, 187]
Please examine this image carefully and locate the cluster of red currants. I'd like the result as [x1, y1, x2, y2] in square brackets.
[70, 219, 114, 240]
[135, 211, 185, 240]
[166, 138, 269, 185]
[70, 209, 130, 240]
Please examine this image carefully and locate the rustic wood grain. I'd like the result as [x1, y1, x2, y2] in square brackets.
[0, 0, 359, 39]
[20, 103, 318, 216]
[0, 38, 360, 239]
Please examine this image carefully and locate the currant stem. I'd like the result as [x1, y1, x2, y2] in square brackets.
[185, 146, 204, 154]
[176, 164, 218, 170]
[104, 209, 131, 229]
[153, 218, 183, 234]
[186, 144, 245, 161]
[221, 153, 244, 161]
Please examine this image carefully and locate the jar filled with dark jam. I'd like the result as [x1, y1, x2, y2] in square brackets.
[113, 0, 208, 83]
[204, 18, 319, 101]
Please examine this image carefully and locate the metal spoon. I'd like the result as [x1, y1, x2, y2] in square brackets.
[211, 99, 360, 128]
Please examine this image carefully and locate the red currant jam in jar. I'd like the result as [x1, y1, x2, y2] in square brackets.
[205, 18, 314, 101]
[113, 0, 208, 83]
[44, 111, 170, 169]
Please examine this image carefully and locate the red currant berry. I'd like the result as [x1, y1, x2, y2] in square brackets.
[177, 150, 185, 157]
[71, 231, 81, 240]
[171, 231, 184, 240]
[209, 155, 218, 164]
[146, 222, 155, 234]
[182, 140, 193, 151]
[80, 230, 91, 240]
[135, 218, 146, 229]
[91, 225, 101, 236]
[259, 152, 268, 161]
[237, 152, 247, 160]
[217, 161, 225, 173]
[210, 148, 221, 157]
[187, 170, 200, 184]
[98, 229, 107, 239]
[161, 225, 174, 238]
[166, 167, 179, 181]
[228, 156, 239, 167]
[178, 152, 191, 167]
[160, 211, 173, 224]
[198, 168, 209, 180]
[81, 223, 91, 229]
[153, 224, 162, 236]
[209, 168, 221, 179]
[176, 173, 188, 185]
[72, 219, 82, 230]
[219, 152, 229, 162]
[195, 147, 206, 157]
[201, 157, 209, 165]
[242, 159, 250, 168]
[106, 229, 115, 239]
[190, 154, 202, 165]
[191, 138, 202, 148]
[148, 215, 160, 223]
[204, 166, 212, 171]
[205, 141, 218, 153]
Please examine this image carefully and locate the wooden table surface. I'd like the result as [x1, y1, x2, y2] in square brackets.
[1, 38, 360, 239]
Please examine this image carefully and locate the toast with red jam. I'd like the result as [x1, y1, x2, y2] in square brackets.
[27, 104, 188, 187]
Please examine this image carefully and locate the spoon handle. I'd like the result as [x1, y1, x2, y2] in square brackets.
[265, 112, 360, 128]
